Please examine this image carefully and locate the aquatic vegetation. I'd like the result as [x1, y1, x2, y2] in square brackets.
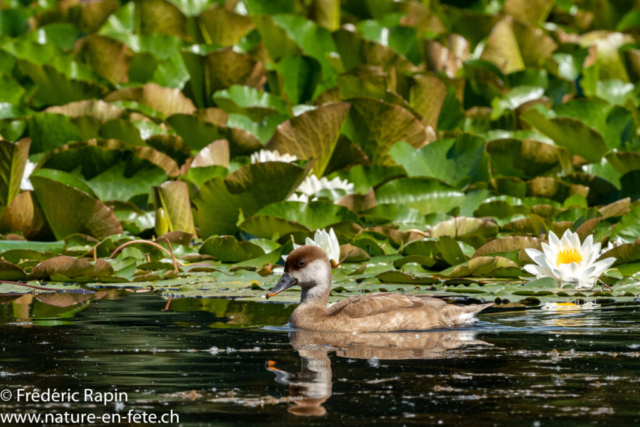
[0, 0, 638, 308]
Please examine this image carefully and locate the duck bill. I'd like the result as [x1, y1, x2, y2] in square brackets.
[266, 273, 298, 299]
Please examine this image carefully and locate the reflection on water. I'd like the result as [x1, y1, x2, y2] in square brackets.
[269, 330, 492, 416]
[2, 292, 640, 425]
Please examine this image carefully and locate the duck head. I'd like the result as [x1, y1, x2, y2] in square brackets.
[266, 246, 332, 302]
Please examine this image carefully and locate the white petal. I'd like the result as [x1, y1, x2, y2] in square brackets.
[589, 257, 616, 276]
[541, 242, 558, 266]
[581, 234, 593, 253]
[525, 248, 544, 263]
[558, 262, 580, 283]
[548, 231, 560, 246]
[524, 264, 558, 280]
[328, 228, 340, 262]
[560, 232, 573, 250]
[569, 231, 581, 249]
[528, 250, 551, 269]
[523, 264, 542, 276]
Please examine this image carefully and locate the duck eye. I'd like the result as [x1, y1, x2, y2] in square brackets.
[298, 260, 306, 267]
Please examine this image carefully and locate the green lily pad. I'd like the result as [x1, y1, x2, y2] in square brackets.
[194, 162, 312, 238]
[522, 108, 608, 163]
[182, 48, 265, 108]
[376, 270, 439, 285]
[31, 256, 114, 280]
[345, 97, 429, 166]
[199, 236, 266, 263]
[486, 138, 567, 180]
[375, 177, 465, 215]
[31, 175, 123, 240]
[251, 201, 358, 231]
[265, 103, 350, 176]
[389, 134, 489, 188]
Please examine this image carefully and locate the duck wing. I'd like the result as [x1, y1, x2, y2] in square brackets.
[327, 293, 446, 319]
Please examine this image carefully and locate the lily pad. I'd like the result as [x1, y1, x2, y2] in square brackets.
[522, 108, 608, 163]
[486, 138, 567, 180]
[265, 103, 350, 177]
[345, 97, 430, 165]
[31, 256, 114, 280]
[31, 175, 123, 240]
[375, 177, 465, 215]
[193, 162, 312, 238]
[250, 201, 359, 231]
[182, 48, 266, 108]
[200, 236, 266, 263]
[389, 134, 489, 188]
[376, 270, 439, 285]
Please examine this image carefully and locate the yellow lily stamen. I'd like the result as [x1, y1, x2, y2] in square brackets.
[556, 248, 582, 266]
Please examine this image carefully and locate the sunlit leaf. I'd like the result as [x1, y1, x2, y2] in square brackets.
[265, 103, 349, 176]
[75, 35, 134, 84]
[375, 178, 465, 215]
[31, 256, 114, 280]
[197, 5, 254, 46]
[31, 176, 123, 240]
[487, 138, 567, 180]
[199, 235, 265, 262]
[522, 108, 608, 163]
[182, 48, 266, 108]
[389, 134, 488, 187]
[346, 97, 430, 166]
[104, 83, 196, 118]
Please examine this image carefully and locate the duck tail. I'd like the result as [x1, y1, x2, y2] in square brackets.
[456, 302, 494, 323]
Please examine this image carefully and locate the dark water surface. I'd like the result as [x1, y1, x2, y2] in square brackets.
[2, 291, 640, 426]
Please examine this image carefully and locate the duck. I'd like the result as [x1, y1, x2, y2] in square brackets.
[266, 245, 493, 332]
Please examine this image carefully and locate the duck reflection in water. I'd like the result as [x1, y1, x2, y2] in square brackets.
[267, 330, 492, 416]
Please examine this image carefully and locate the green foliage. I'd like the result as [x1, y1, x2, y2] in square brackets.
[0, 0, 640, 307]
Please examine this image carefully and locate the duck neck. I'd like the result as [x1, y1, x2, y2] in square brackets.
[299, 284, 330, 311]
[296, 259, 332, 311]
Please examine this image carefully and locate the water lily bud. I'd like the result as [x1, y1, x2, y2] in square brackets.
[155, 208, 169, 236]
[257, 263, 273, 277]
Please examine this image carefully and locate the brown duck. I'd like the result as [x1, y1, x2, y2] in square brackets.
[266, 246, 493, 332]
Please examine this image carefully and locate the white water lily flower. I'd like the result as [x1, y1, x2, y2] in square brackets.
[20, 159, 37, 191]
[287, 193, 317, 203]
[524, 229, 616, 290]
[250, 149, 297, 164]
[297, 175, 354, 196]
[283, 228, 341, 266]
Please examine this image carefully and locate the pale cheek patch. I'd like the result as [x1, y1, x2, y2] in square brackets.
[294, 260, 331, 288]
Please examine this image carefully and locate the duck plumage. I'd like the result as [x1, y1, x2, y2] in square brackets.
[267, 245, 492, 332]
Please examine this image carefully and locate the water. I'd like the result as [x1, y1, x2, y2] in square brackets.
[2, 291, 640, 425]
